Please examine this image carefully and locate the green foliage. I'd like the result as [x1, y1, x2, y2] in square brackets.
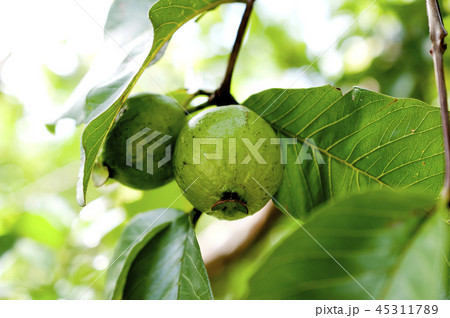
[247, 191, 447, 300]
[105, 209, 211, 300]
[336, 0, 434, 101]
[244, 86, 444, 220]
[2, 0, 450, 301]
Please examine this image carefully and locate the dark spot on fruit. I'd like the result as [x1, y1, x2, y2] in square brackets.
[211, 191, 248, 214]
[221, 192, 247, 204]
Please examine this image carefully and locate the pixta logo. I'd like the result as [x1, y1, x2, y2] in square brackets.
[192, 137, 325, 165]
[125, 128, 325, 176]
[126, 128, 172, 175]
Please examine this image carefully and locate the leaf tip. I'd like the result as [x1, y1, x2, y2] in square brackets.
[76, 171, 87, 207]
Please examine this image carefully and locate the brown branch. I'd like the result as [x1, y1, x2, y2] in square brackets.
[426, 0, 450, 204]
[201, 200, 281, 278]
[209, 0, 255, 106]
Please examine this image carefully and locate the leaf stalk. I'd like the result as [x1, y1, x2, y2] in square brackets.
[209, 0, 255, 106]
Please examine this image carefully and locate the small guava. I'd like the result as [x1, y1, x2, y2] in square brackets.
[173, 105, 283, 220]
[102, 93, 185, 190]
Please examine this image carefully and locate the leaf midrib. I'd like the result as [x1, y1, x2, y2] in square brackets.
[176, 221, 192, 300]
[277, 127, 391, 189]
[175, 220, 210, 300]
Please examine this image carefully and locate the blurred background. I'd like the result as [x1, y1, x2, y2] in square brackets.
[0, 0, 447, 299]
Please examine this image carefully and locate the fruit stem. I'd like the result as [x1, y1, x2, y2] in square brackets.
[209, 0, 255, 106]
[185, 101, 211, 114]
[426, 0, 450, 206]
[190, 208, 203, 227]
[184, 90, 214, 114]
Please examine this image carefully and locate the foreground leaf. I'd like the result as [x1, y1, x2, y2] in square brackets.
[105, 209, 212, 300]
[247, 191, 448, 300]
[382, 203, 448, 300]
[123, 213, 212, 300]
[76, 0, 242, 206]
[105, 209, 179, 299]
[244, 86, 445, 219]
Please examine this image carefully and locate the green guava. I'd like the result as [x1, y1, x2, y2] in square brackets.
[173, 105, 283, 220]
[102, 93, 185, 190]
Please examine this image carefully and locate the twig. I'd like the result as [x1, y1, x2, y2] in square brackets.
[192, 89, 213, 98]
[426, 0, 450, 204]
[184, 90, 214, 114]
[209, 0, 255, 106]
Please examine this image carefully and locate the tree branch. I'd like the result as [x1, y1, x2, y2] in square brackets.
[209, 0, 255, 106]
[427, 0, 450, 204]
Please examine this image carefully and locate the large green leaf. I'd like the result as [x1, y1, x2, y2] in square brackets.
[244, 86, 445, 219]
[105, 209, 212, 300]
[105, 209, 179, 299]
[123, 213, 212, 300]
[247, 191, 448, 300]
[65, 0, 242, 206]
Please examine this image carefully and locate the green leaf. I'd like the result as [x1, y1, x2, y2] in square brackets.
[244, 86, 445, 220]
[76, 0, 242, 206]
[123, 214, 212, 300]
[247, 191, 448, 300]
[105, 208, 180, 299]
[105, 209, 212, 300]
[381, 202, 449, 300]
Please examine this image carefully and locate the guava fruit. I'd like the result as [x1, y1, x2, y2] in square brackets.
[173, 105, 283, 220]
[102, 93, 185, 190]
